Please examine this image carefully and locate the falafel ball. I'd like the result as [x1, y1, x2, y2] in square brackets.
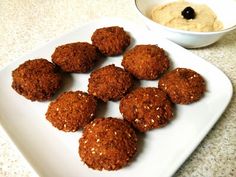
[158, 68, 206, 104]
[79, 117, 138, 170]
[12, 59, 62, 101]
[91, 26, 131, 56]
[51, 42, 101, 73]
[122, 45, 170, 80]
[45, 91, 97, 132]
[120, 87, 174, 132]
[88, 64, 133, 102]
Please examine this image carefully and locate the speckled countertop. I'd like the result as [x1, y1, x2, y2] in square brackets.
[0, 0, 236, 177]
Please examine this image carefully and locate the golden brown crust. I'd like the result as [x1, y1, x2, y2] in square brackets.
[88, 64, 133, 102]
[45, 91, 97, 132]
[91, 26, 130, 56]
[120, 87, 174, 132]
[12, 59, 62, 101]
[51, 42, 101, 73]
[158, 68, 206, 104]
[122, 45, 170, 80]
[79, 117, 138, 170]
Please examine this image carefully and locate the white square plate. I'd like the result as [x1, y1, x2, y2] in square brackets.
[0, 18, 233, 177]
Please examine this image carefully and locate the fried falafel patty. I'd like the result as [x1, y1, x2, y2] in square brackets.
[88, 64, 133, 102]
[51, 42, 101, 73]
[79, 117, 138, 170]
[46, 91, 97, 132]
[12, 59, 62, 101]
[91, 26, 131, 56]
[158, 68, 206, 104]
[122, 45, 170, 80]
[120, 87, 174, 132]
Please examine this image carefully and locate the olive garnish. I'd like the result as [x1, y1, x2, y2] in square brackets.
[182, 6, 196, 20]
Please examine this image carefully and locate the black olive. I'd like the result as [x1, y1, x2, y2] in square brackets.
[181, 6, 196, 20]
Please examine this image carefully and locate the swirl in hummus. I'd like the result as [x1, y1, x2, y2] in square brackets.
[151, 1, 223, 32]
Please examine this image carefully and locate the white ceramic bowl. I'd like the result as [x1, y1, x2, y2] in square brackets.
[134, 0, 236, 48]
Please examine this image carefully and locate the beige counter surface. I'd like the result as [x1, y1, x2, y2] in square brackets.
[0, 0, 235, 177]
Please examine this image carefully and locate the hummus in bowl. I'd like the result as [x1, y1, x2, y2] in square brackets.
[134, 0, 236, 48]
[151, 1, 223, 32]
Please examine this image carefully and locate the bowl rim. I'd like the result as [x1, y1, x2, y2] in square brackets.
[134, 0, 236, 35]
